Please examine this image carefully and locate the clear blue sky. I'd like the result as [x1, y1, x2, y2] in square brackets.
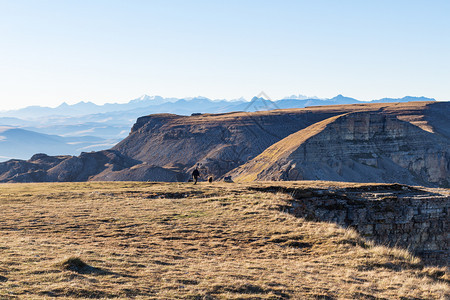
[1, 0, 449, 109]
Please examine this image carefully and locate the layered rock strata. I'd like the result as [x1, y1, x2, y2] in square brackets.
[254, 184, 449, 266]
[229, 107, 450, 187]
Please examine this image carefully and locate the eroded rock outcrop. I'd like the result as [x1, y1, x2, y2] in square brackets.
[0, 153, 70, 182]
[112, 109, 343, 178]
[253, 184, 449, 266]
[115, 102, 437, 178]
[229, 104, 450, 187]
[0, 151, 178, 183]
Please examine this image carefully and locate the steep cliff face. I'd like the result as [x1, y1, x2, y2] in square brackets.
[253, 184, 449, 266]
[229, 103, 450, 187]
[112, 109, 344, 179]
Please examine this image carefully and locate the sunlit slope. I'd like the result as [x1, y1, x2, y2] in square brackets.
[229, 104, 450, 187]
[113, 101, 443, 179]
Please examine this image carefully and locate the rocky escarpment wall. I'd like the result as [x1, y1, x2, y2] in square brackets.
[257, 185, 449, 266]
[231, 108, 450, 188]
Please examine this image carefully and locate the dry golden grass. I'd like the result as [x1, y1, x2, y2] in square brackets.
[0, 181, 448, 299]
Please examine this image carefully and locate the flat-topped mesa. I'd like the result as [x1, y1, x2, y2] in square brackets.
[228, 104, 450, 187]
[114, 101, 440, 180]
[113, 109, 342, 178]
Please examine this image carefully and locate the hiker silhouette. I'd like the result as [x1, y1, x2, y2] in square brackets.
[192, 168, 200, 184]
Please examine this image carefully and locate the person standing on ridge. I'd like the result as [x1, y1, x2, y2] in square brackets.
[192, 167, 200, 185]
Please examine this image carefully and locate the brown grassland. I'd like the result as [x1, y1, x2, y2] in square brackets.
[0, 181, 448, 299]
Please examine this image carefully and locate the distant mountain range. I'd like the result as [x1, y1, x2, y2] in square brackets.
[0, 95, 437, 119]
[0, 94, 437, 161]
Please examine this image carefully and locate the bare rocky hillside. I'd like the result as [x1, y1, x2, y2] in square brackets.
[229, 102, 450, 187]
[111, 109, 342, 178]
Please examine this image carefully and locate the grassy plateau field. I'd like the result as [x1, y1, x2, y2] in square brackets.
[0, 181, 448, 299]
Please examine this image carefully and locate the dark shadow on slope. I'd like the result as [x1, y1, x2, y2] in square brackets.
[40, 288, 117, 299]
[59, 257, 136, 278]
[208, 283, 292, 299]
[249, 184, 449, 267]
